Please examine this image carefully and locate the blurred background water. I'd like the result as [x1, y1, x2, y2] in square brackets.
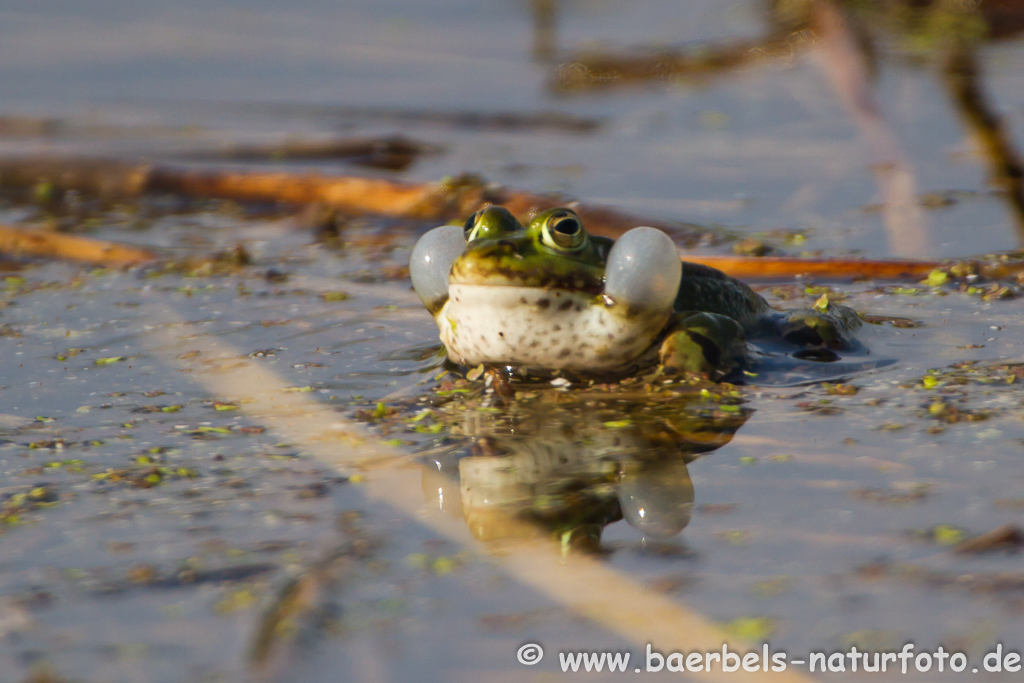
[3, 0, 1024, 258]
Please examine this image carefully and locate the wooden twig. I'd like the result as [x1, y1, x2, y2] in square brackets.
[0, 158, 709, 243]
[208, 103, 604, 133]
[548, 32, 806, 92]
[679, 254, 938, 280]
[0, 223, 157, 267]
[0, 158, 942, 278]
[181, 135, 441, 172]
[152, 166, 708, 246]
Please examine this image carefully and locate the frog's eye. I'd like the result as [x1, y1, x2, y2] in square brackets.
[541, 211, 587, 251]
[410, 225, 466, 312]
[604, 227, 681, 313]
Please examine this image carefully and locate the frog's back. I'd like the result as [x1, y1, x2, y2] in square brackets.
[673, 261, 770, 326]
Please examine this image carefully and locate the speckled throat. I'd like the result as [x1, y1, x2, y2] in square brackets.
[437, 284, 671, 373]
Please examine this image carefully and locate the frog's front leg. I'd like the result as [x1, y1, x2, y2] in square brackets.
[658, 312, 747, 380]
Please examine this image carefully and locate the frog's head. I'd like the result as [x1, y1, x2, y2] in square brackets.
[410, 206, 682, 372]
[451, 207, 610, 296]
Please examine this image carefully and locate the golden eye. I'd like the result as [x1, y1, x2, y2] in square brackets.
[541, 211, 587, 251]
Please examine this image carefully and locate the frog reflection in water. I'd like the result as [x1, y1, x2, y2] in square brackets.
[421, 387, 751, 549]
[410, 206, 862, 380]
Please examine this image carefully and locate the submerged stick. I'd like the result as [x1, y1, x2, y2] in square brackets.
[943, 49, 1024, 236]
[0, 223, 157, 266]
[0, 157, 941, 278]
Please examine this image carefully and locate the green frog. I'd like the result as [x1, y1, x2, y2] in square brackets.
[410, 206, 861, 379]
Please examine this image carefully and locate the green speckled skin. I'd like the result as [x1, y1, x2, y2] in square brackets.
[451, 238, 606, 293]
[452, 207, 612, 293]
[672, 261, 771, 325]
[662, 260, 862, 375]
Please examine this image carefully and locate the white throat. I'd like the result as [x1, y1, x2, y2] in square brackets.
[436, 284, 670, 373]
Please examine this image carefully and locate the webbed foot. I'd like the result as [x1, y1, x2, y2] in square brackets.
[659, 312, 747, 379]
[775, 302, 862, 349]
